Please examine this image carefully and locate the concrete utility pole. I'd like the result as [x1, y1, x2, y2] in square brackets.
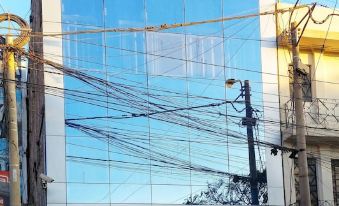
[243, 80, 259, 205]
[291, 22, 311, 206]
[226, 79, 259, 205]
[4, 35, 21, 206]
[0, 13, 30, 205]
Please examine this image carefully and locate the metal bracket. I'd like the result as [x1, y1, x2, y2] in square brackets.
[296, 62, 309, 76]
[241, 117, 257, 126]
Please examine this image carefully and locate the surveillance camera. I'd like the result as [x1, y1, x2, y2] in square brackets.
[39, 173, 54, 183]
[39, 173, 54, 189]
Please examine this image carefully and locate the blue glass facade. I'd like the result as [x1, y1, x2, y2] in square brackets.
[61, 0, 265, 204]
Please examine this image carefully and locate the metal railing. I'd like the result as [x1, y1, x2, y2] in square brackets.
[283, 98, 339, 137]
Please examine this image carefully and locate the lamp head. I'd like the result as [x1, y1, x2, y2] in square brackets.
[225, 79, 237, 88]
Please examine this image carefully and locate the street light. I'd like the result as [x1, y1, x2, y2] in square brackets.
[225, 78, 242, 89]
[225, 79, 259, 205]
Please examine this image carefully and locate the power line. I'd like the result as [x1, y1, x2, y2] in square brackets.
[2, 5, 310, 37]
[3, 54, 338, 134]
[2, 54, 338, 138]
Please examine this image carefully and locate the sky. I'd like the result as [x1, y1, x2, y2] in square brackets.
[0, 0, 30, 20]
[0, 0, 30, 38]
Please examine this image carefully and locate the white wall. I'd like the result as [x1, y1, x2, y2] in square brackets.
[316, 146, 334, 203]
[42, 0, 66, 205]
[282, 149, 296, 206]
[259, 1, 285, 205]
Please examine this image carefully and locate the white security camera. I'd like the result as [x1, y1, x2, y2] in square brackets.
[40, 173, 54, 183]
[39, 173, 54, 189]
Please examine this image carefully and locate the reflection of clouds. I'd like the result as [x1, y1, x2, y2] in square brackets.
[146, 32, 223, 78]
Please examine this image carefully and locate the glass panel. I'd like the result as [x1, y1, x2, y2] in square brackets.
[186, 32, 228, 186]
[146, 32, 186, 77]
[105, 0, 151, 204]
[110, 184, 151, 204]
[61, 0, 265, 204]
[152, 185, 191, 204]
[67, 183, 110, 203]
[186, 35, 224, 78]
[146, 41, 192, 198]
[185, 0, 223, 36]
[146, 0, 184, 33]
[62, 0, 109, 203]
[148, 75, 190, 186]
[66, 131, 109, 183]
[62, 0, 104, 27]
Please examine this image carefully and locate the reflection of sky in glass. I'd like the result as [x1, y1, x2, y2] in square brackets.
[62, 0, 265, 204]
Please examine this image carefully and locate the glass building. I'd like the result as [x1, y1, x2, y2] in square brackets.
[39, 0, 283, 205]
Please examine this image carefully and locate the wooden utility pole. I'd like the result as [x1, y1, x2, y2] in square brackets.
[291, 22, 311, 206]
[27, 0, 47, 204]
[4, 35, 21, 206]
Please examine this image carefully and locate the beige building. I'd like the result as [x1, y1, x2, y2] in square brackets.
[276, 3, 339, 205]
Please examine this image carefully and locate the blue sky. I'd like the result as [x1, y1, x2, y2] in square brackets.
[0, 0, 30, 37]
[0, 0, 30, 20]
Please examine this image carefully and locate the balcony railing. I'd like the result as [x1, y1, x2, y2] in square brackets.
[283, 98, 339, 138]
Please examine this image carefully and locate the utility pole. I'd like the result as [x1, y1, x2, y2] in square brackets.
[4, 35, 21, 206]
[226, 79, 259, 205]
[243, 80, 259, 205]
[0, 13, 29, 205]
[291, 22, 311, 206]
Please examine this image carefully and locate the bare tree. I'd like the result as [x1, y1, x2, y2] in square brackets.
[184, 170, 268, 205]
